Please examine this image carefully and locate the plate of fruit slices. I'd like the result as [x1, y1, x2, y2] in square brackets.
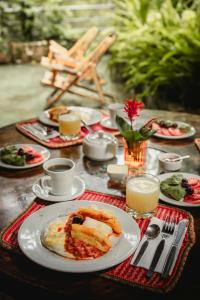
[158, 172, 200, 207]
[152, 120, 196, 139]
[0, 144, 50, 169]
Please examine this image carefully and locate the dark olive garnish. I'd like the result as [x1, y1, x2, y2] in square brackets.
[18, 148, 25, 156]
[72, 216, 84, 225]
[25, 153, 34, 161]
[182, 179, 188, 183]
[186, 187, 194, 195]
[171, 123, 178, 128]
[159, 120, 165, 126]
[182, 182, 189, 188]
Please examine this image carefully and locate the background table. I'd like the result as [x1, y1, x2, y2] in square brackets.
[0, 109, 200, 300]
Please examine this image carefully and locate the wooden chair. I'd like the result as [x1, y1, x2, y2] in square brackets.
[41, 32, 117, 108]
[45, 27, 98, 69]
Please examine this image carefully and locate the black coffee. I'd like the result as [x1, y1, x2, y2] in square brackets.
[48, 164, 71, 172]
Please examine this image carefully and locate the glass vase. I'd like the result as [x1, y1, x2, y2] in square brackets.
[124, 139, 148, 169]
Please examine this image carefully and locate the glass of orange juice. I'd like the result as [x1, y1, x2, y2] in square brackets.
[126, 174, 160, 219]
[59, 112, 81, 140]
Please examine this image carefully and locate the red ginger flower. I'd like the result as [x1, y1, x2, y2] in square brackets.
[124, 99, 144, 122]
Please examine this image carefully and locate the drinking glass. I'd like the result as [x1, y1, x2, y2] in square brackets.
[108, 103, 123, 126]
[126, 173, 160, 219]
[59, 112, 81, 140]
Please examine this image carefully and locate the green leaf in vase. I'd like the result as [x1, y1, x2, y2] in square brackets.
[116, 115, 132, 132]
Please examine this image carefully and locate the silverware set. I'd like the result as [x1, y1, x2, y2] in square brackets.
[132, 216, 187, 280]
[22, 123, 59, 141]
[161, 219, 187, 279]
[146, 217, 176, 279]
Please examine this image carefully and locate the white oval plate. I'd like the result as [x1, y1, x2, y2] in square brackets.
[159, 172, 200, 207]
[0, 144, 50, 169]
[18, 200, 140, 273]
[39, 106, 102, 127]
[32, 176, 85, 202]
[154, 121, 196, 140]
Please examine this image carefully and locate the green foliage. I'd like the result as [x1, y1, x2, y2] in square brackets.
[110, 0, 200, 106]
[0, 0, 71, 43]
[116, 115, 156, 145]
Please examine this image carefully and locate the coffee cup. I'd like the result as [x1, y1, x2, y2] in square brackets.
[108, 103, 123, 126]
[41, 158, 75, 196]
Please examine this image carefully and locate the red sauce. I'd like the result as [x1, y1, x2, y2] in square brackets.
[57, 227, 62, 232]
[64, 214, 104, 260]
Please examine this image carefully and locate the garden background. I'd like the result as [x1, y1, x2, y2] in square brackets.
[0, 0, 200, 128]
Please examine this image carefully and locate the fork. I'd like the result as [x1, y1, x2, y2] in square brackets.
[146, 216, 176, 279]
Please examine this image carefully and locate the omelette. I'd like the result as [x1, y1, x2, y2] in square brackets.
[42, 206, 121, 260]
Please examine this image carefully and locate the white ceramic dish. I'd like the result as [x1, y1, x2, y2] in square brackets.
[158, 153, 182, 171]
[158, 172, 200, 207]
[82, 131, 118, 161]
[39, 106, 102, 127]
[18, 200, 140, 273]
[154, 121, 196, 140]
[32, 176, 85, 202]
[0, 144, 50, 169]
[107, 164, 128, 182]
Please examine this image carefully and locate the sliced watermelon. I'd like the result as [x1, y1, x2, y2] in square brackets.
[22, 145, 34, 152]
[188, 178, 199, 186]
[21, 146, 43, 164]
[160, 128, 171, 136]
[185, 192, 200, 202]
[184, 194, 200, 203]
[27, 154, 43, 164]
[168, 128, 183, 136]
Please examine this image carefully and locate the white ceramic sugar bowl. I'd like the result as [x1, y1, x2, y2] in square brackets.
[82, 131, 118, 161]
[158, 152, 183, 171]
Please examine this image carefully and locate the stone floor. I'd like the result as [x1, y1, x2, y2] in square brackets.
[0, 56, 126, 128]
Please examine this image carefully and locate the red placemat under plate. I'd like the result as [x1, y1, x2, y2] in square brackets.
[195, 138, 200, 152]
[16, 115, 120, 149]
[0, 190, 195, 293]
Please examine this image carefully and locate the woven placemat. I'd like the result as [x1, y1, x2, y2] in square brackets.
[195, 138, 200, 152]
[16, 116, 120, 148]
[0, 190, 195, 293]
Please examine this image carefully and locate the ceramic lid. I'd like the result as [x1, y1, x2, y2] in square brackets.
[84, 131, 116, 146]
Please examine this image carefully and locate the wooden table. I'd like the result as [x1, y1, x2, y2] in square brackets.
[0, 109, 199, 300]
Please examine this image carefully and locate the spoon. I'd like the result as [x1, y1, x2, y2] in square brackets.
[164, 155, 190, 162]
[133, 224, 160, 266]
[81, 119, 94, 134]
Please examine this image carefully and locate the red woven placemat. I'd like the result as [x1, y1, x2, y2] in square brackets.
[0, 190, 195, 293]
[195, 138, 200, 152]
[16, 116, 120, 148]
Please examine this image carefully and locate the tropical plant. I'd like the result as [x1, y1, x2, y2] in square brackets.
[110, 0, 200, 109]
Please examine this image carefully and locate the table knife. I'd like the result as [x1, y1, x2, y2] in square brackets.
[161, 220, 187, 279]
[132, 240, 149, 266]
[146, 239, 165, 279]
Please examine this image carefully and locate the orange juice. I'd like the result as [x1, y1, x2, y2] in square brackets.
[59, 113, 80, 138]
[126, 174, 160, 218]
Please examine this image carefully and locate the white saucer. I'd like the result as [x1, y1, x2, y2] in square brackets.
[100, 117, 118, 130]
[32, 176, 85, 202]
